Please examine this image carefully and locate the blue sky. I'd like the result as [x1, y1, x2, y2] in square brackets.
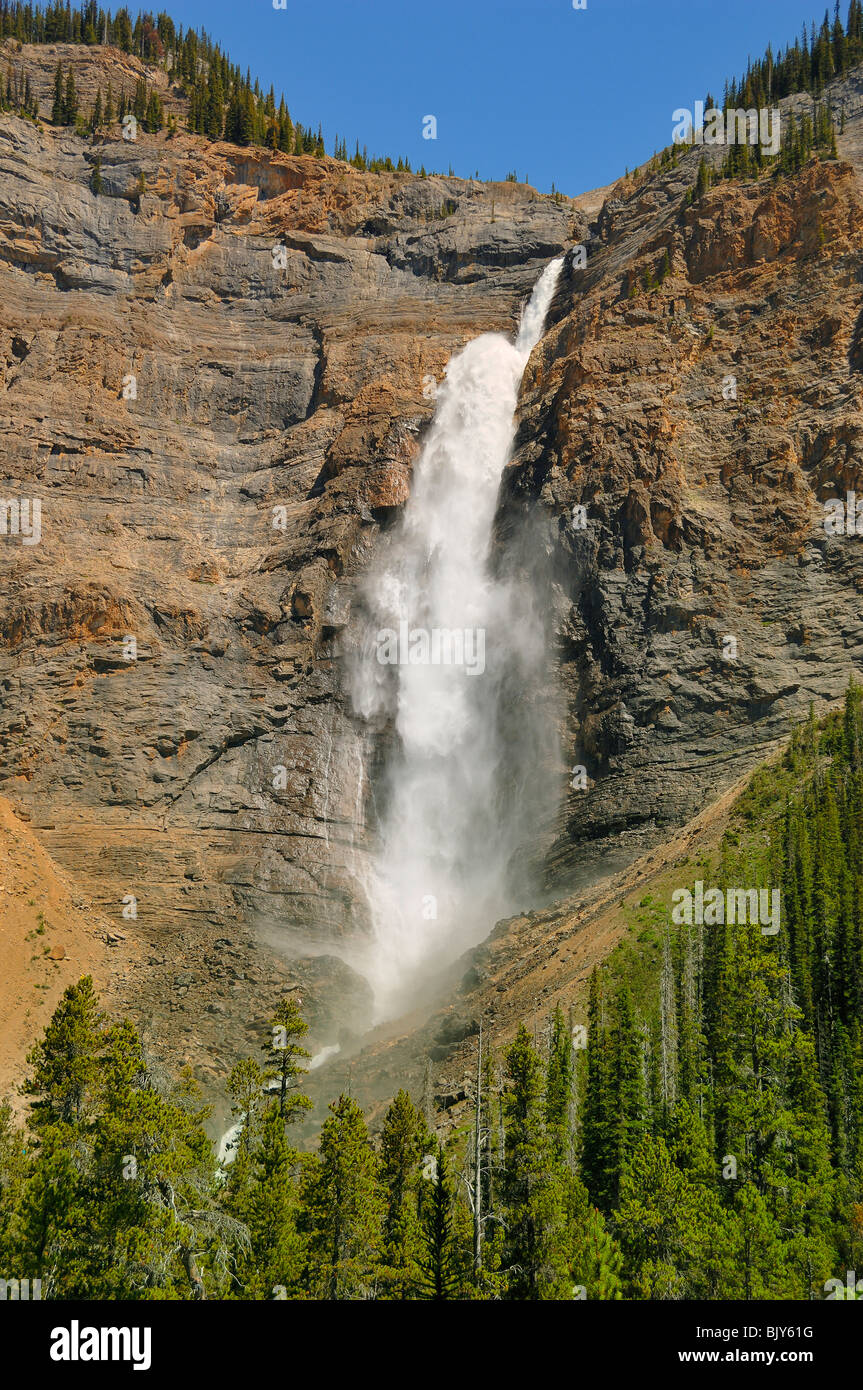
[162, 0, 838, 194]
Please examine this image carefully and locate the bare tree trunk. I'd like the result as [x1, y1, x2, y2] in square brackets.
[421, 1058, 434, 1126]
[184, 1249, 206, 1300]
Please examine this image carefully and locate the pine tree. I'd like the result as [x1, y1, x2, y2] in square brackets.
[0, 1099, 28, 1273]
[51, 61, 64, 124]
[19, 996, 223, 1300]
[261, 997, 311, 1124]
[301, 1094, 383, 1299]
[278, 100, 292, 153]
[695, 156, 711, 199]
[378, 1088, 429, 1297]
[677, 921, 703, 1104]
[63, 69, 78, 125]
[580, 968, 614, 1208]
[608, 984, 645, 1205]
[732, 1183, 788, 1298]
[578, 1204, 624, 1299]
[659, 928, 678, 1112]
[501, 1023, 569, 1298]
[238, 1101, 305, 1297]
[144, 90, 163, 133]
[238, 87, 255, 146]
[545, 1003, 575, 1167]
[415, 1143, 463, 1299]
[25, 975, 102, 1128]
[226, 1057, 267, 1158]
[205, 68, 224, 140]
[614, 1133, 732, 1298]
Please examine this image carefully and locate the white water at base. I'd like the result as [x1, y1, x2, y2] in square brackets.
[217, 1120, 243, 1168]
[309, 1043, 341, 1070]
[350, 257, 564, 1018]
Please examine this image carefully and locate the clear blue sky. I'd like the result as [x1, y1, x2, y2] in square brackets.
[162, 0, 838, 194]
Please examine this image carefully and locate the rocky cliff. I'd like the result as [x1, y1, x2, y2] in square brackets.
[0, 42, 580, 1105]
[508, 87, 863, 895]
[2, 41, 863, 1128]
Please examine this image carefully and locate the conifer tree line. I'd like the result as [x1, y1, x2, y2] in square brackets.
[0, 978, 620, 1299]
[691, 4, 853, 188]
[638, 91, 839, 203]
[0, 55, 35, 113]
[0, 2, 415, 171]
[685, 98, 839, 206]
[578, 684, 863, 1297]
[1, 690, 862, 1299]
[634, 7, 852, 202]
[722, 1, 863, 109]
[39, 58, 162, 132]
[4, 4, 859, 181]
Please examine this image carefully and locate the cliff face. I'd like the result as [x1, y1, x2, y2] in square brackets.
[507, 95, 863, 895]
[0, 42, 579, 1089]
[3, 41, 863, 1116]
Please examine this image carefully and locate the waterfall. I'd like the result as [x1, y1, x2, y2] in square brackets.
[349, 256, 564, 1017]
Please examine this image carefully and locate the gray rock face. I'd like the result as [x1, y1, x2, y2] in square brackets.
[0, 101, 579, 1086]
[502, 99, 863, 895]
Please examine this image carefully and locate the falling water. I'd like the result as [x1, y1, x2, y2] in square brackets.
[350, 256, 564, 1017]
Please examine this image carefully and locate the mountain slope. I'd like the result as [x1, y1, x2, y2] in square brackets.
[0, 43, 581, 1095]
[3, 40, 863, 1123]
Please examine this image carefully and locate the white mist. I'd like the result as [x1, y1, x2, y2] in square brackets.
[350, 257, 564, 1017]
